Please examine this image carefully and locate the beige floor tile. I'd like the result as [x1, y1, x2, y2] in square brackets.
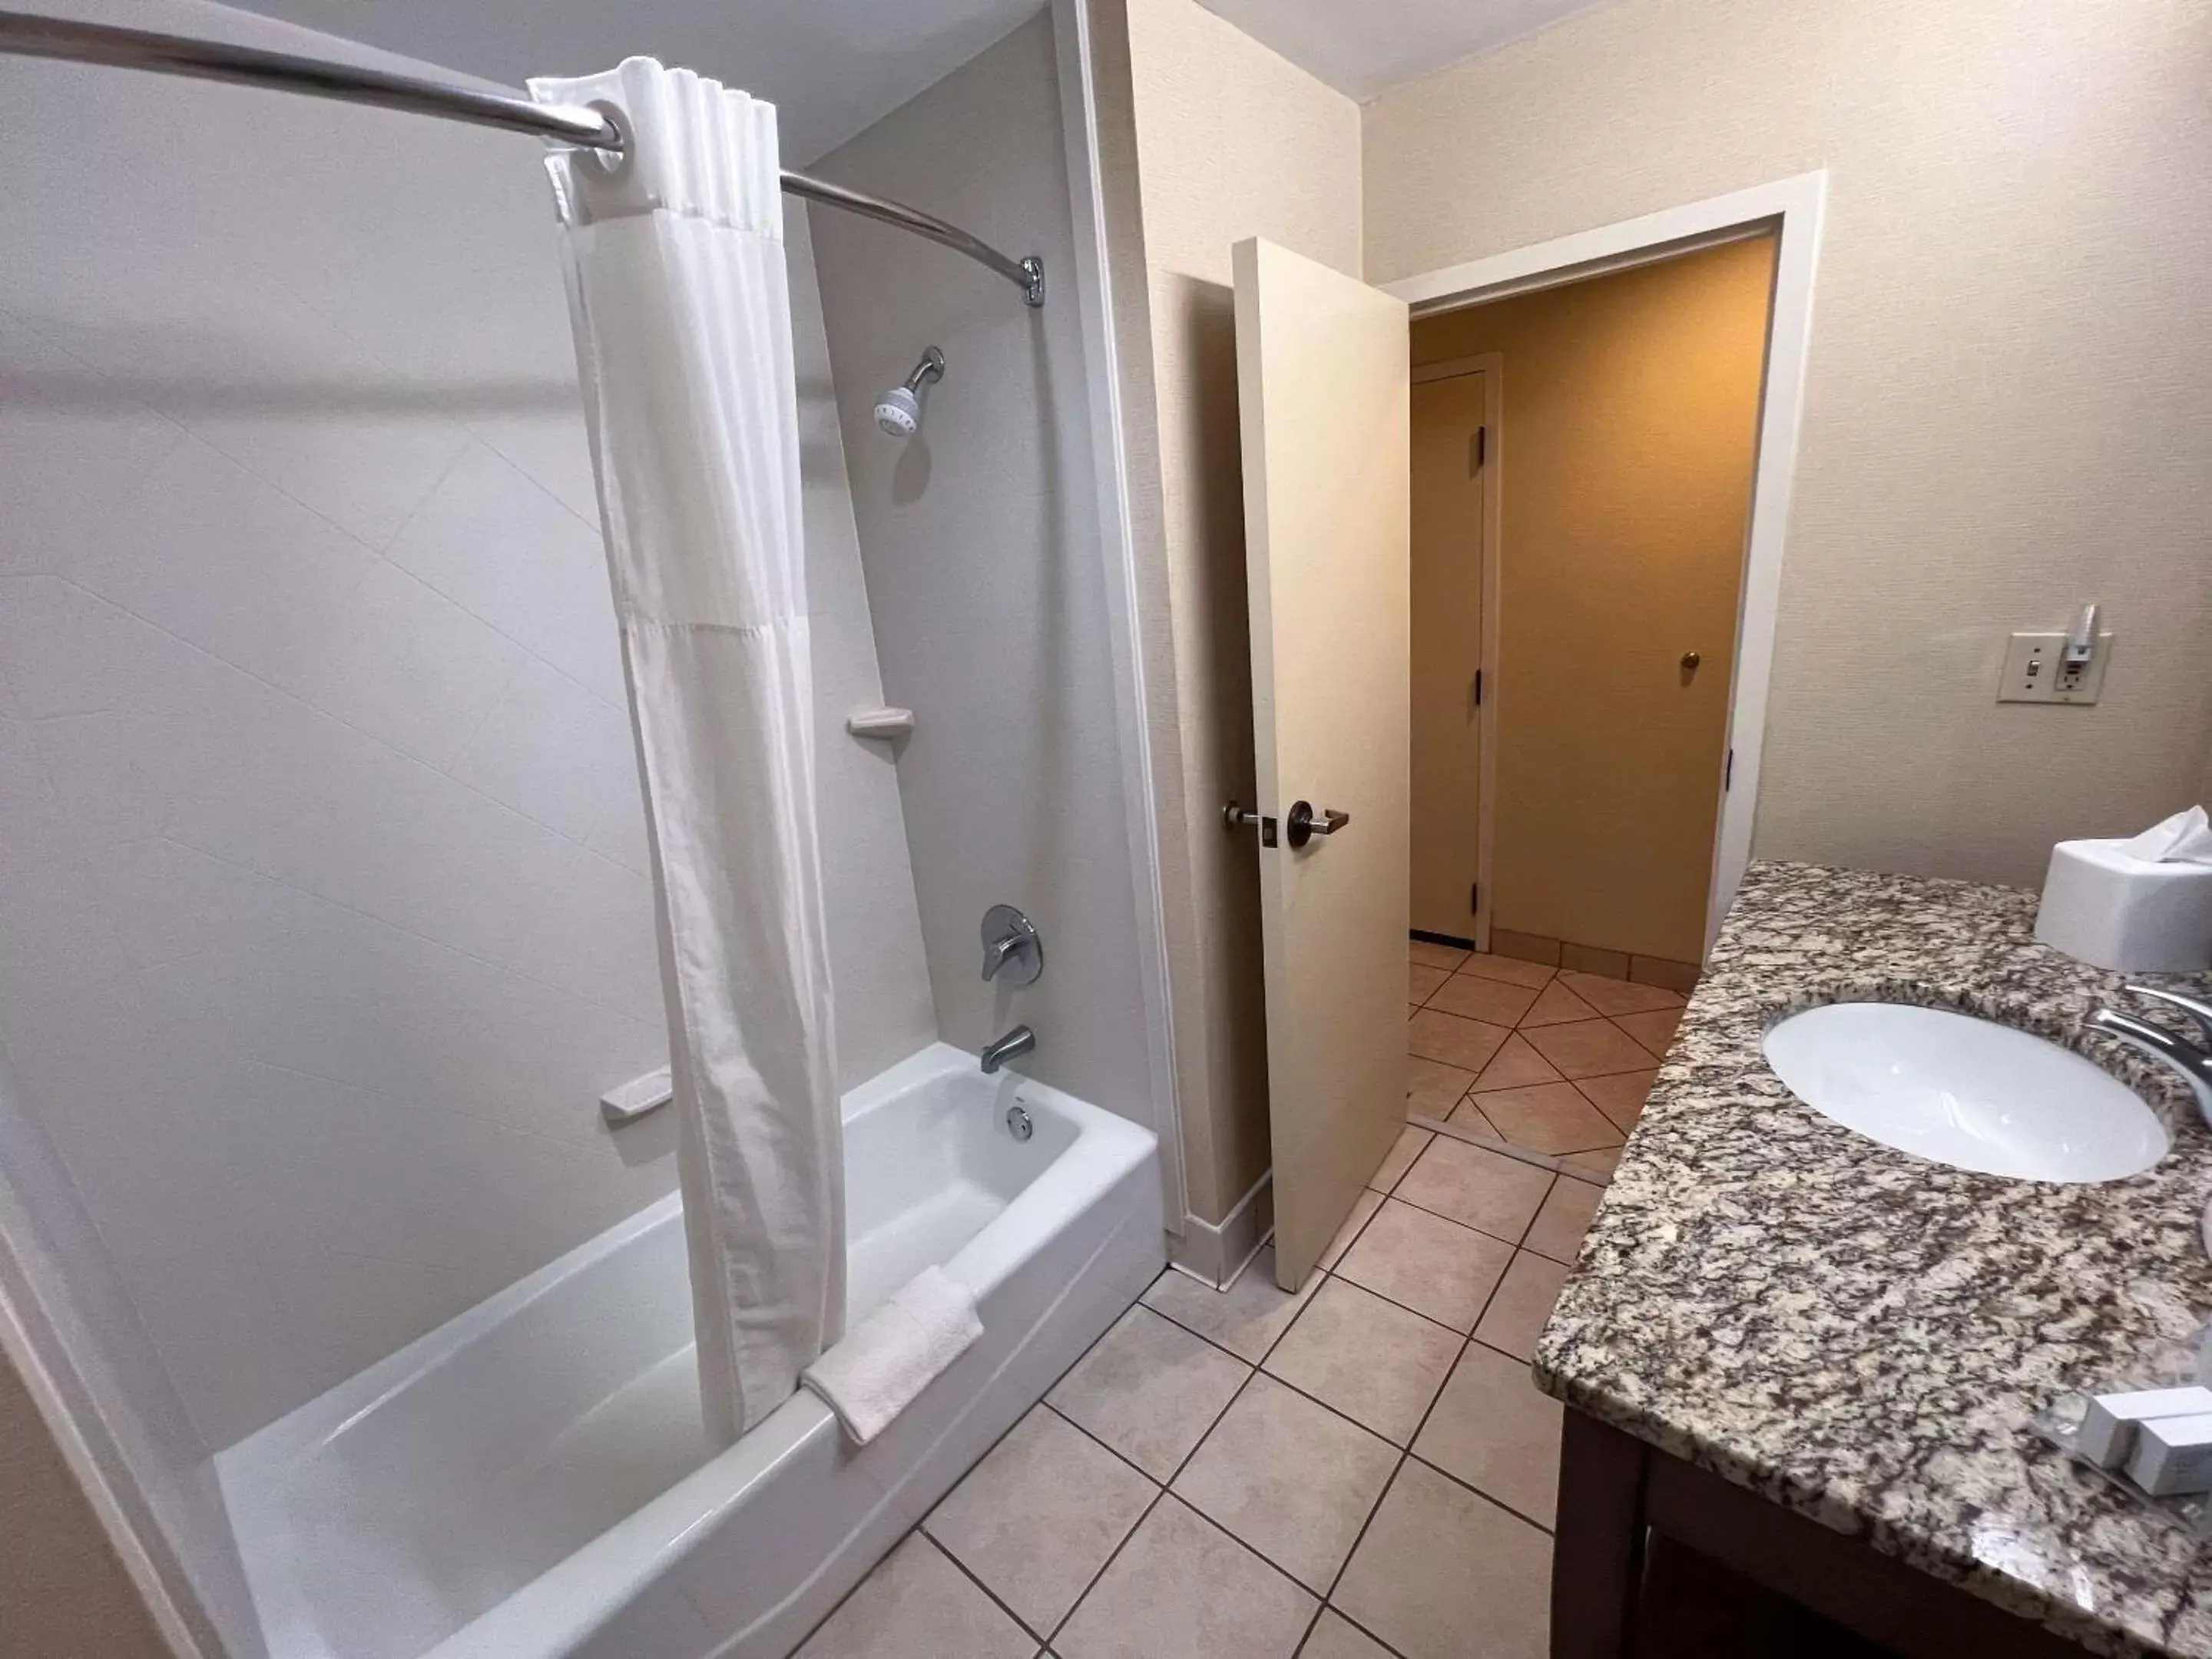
[1392, 1137, 1552, 1243]
[1474, 1252, 1572, 1362]
[1423, 972, 1541, 1028]
[1369, 1124, 1431, 1191]
[1613, 1006, 1684, 1058]
[1413, 1343, 1563, 1526]
[927, 1406, 1156, 1634]
[1409, 938, 1471, 972]
[1405, 1055, 1476, 1118]
[1321, 1189, 1384, 1271]
[1573, 1069, 1657, 1134]
[1455, 952, 1555, 989]
[1630, 954, 1701, 993]
[1172, 1373, 1397, 1591]
[1048, 1306, 1249, 1479]
[1407, 962, 1449, 1005]
[1297, 1610, 1395, 1659]
[1469, 1032, 1564, 1092]
[1520, 1018, 1657, 1079]
[1055, 1495, 1316, 1659]
[1445, 1095, 1505, 1140]
[1262, 1278, 1461, 1445]
[1522, 1176, 1604, 1265]
[1516, 980, 1600, 1027]
[798, 1532, 1035, 1659]
[1560, 1146, 1622, 1182]
[1557, 970, 1685, 1016]
[1406, 1008, 1510, 1072]
[1333, 1460, 1550, 1659]
[1335, 1197, 1514, 1332]
[1144, 1245, 1316, 1363]
[1463, 1081, 1621, 1157]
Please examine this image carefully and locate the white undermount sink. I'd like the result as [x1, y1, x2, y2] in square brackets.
[1763, 1002, 2169, 1184]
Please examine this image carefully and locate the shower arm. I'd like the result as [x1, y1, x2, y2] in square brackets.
[0, 8, 1048, 308]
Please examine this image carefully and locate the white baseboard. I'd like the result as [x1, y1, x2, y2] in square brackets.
[1165, 1168, 1272, 1290]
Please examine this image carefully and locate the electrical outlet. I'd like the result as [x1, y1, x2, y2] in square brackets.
[1998, 631, 2114, 704]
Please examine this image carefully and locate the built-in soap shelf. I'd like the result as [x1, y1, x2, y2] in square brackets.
[846, 707, 916, 740]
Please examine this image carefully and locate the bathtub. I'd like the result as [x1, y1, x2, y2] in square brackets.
[214, 1043, 1163, 1659]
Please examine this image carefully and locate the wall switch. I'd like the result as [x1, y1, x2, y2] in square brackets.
[1998, 630, 2113, 704]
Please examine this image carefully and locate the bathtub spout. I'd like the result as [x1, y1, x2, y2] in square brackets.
[980, 1025, 1035, 1074]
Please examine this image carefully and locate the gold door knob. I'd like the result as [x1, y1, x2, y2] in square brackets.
[1680, 651, 1701, 673]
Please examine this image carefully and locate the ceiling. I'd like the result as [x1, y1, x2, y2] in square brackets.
[1194, 0, 1612, 101]
[221, 0, 1047, 164]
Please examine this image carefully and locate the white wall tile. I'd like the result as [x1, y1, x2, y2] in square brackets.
[300, 559, 525, 772]
[386, 442, 628, 706]
[452, 657, 648, 873]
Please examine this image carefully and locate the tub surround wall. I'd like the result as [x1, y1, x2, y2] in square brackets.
[0, 0, 931, 1460]
[1363, 0, 2212, 889]
[811, 12, 1155, 1131]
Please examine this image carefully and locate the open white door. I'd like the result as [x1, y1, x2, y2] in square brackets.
[1232, 237, 1409, 1291]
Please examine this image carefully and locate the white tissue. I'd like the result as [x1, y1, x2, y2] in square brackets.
[2119, 806, 2212, 865]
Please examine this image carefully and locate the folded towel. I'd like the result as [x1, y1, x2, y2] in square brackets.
[801, 1267, 982, 1445]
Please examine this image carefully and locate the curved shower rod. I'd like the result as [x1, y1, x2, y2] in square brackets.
[0, 8, 1048, 307]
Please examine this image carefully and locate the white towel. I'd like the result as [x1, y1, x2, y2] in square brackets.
[800, 1267, 982, 1445]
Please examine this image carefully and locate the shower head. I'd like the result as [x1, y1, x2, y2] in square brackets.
[874, 346, 945, 437]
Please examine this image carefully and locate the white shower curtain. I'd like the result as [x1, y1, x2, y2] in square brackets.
[531, 59, 843, 1444]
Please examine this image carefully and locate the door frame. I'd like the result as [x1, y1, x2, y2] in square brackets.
[1408, 353, 1502, 953]
[1383, 171, 1827, 947]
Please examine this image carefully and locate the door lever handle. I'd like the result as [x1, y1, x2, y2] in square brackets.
[1285, 800, 1349, 849]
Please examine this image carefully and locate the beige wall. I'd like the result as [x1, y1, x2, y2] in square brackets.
[0, 1346, 172, 1659]
[1125, 0, 1362, 1226]
[1112, 0, 1363, 1225]
[1367, 0, 2212, 888]
[1413, 236, 1776, 961]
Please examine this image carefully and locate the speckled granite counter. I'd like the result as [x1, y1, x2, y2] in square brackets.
[1534, 859, 2212, 1657]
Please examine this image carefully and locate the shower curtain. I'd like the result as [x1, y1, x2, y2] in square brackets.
[531, 59, 843, 1444]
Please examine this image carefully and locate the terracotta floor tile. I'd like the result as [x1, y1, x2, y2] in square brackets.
[1454, 952, 1555, 989]
[1573, 1069, 1657, 1134]
[1405, 1055, 1476, 1118]
[1612, 1006, 1684, 1058]
[1463, 1082, 1621, 1157]
[1516, 980, 1600, 1028]
[1557, 970, 1684, 1016]
[1469, 1032, 1564, 1092]
[1408, 939, 1470, 972]
[1519, 1018, 1657, 1079]
[1423, 972, 1541, 1028]
[1406, 1008, 1510, 1072]
[1407, 962, 1449, 1005]
[1522, 1176, 1604, 1265]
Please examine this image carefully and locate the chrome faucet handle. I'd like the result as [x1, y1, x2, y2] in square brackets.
[2121, 985, 2212, 1049]
[980, 904, 1043, 985]
[2088, 1005, 2212, 1128]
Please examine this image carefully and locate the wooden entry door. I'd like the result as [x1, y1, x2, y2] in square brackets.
[1231, 237, 1410, 1291]
[1409, 366, 1491, 945]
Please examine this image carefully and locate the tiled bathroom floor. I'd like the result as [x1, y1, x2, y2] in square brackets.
[1406, 939, 1687, 1177]
[798, 1131, 1601, 1659]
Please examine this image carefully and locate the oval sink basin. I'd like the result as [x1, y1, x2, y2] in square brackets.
[1763, 1002, 2168, 1183]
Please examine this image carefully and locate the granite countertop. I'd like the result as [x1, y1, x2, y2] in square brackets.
[1534, 859, 2212, 1657]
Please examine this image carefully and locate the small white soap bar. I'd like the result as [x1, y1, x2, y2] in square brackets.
[2076, 1386, 2212, 1468]
[2035, 839, 2212, 973]
[2127, 1411, 2212, 1496]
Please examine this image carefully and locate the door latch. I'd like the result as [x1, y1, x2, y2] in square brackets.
[1223, 801, 1277, 848]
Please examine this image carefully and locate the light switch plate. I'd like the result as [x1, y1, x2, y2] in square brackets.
[1998, 631, 2114, 704]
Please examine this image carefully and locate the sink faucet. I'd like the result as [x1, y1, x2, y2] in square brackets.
[980, 1024, 1036, 1075]
[2087, 986, 2212, 1126]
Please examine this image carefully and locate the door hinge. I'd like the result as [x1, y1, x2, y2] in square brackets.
[1472, 668, 1483, 707]
[1724, 748, 1734, 792]
[1474, 425, 1488, 469]
[1471, 882, 1481, 914]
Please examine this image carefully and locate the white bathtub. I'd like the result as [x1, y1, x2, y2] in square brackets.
[214, 1044, 1162, 1659]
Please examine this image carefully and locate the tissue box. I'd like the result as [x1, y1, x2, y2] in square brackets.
[2035, 839, 2212, 973]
